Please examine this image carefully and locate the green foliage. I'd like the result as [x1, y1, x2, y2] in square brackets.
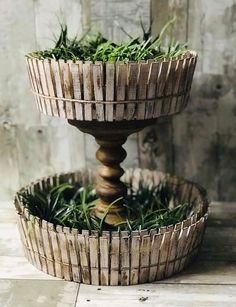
[20, 181, 193, 233]
[30, 17, 189, 62]
[117, 182, 193, 231]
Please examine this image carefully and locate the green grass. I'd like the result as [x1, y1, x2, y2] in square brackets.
[19, 182, 194, 233]
[30, 17, 189, 63]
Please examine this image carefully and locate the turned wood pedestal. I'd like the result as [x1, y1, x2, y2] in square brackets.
[69, 119, 156, 224]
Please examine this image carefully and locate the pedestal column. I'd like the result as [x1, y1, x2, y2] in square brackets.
[68, 119, 156, 224]
[95, 135, 127, 224]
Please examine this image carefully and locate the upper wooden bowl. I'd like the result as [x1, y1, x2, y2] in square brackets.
[26, 51, 197, 122]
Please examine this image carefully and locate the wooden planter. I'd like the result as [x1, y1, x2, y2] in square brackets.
[25, 51, 197, 121]
[15, 168, 208, 286]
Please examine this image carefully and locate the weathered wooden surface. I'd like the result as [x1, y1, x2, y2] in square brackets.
[27, 52, 196, 122]
[14, 169, 208, 285]
[0, 201, 235, 306]
[27, 53, 195, 124]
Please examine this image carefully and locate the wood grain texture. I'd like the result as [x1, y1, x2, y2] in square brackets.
[28, 55, 195, 123]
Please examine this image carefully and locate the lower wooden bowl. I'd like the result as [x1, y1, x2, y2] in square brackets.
[14, 168, 208, 286]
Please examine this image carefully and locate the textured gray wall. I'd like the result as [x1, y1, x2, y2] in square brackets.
[140, 0, 236, 201]
[0, 0, 236, 201]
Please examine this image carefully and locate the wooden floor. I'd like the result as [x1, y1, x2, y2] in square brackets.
[0, 201, 236, 306]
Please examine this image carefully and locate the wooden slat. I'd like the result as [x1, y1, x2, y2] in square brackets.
[156, 231, 172, 280]
[153, 61, 169, 117]
[187, 219, 200, 263]
[37, 60, 52, 116]
[29, 59, 42, 112]
[149, 233, 163, 282]
[162, 60, 178, 116]
[93, 63, 104, 121]
[57, 226, 72, 281]
[60, 61, 74, 119]
[174, 227, 189, 273]
[115, 63, 127, 120]
[68, 229, 81, 282]
[169, 59, 182, 114]
[127, 63, 138, 120]
[51, 60, 66, 118]
[136, 62, 149, 119]
[25, 57, 36, 93]
[99, 232, 110, 285]
[78, 232, 91, 284]
[32, 58, 46, 114]
[165, 227, 181, 277]
[23, 211, 40, 271]
[176, 58, 190, 111]
[43, 59, 58, 116]
[139, 234, 150, 283]
[110, 232, 120, 285]
[190, 217, 206, 261]
[147, 62, 160, 99]
[83, 62, 93, 120]
[49, 226, 63, 279]
[41, 220, 55, 277]
[26, 58, 41, 111]
[105, 63, 115, 121]
[70, 61, 83, 120]
[130, 233, 140, 284]
[34, 218, 48, 274]
[120, 232, 130, 285]
[157, 61, 170, 97]
[182, 56, 197, 108]
[89, 236, 99, 285]
[178, 224, 196, 271]
[145, 61, 160, 119]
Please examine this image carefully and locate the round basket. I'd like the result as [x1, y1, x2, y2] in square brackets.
[15, 168, 208, 286]
[25, 51, 197, 122]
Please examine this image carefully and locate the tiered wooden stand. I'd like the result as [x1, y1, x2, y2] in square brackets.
[25, 51, 197, 224]
[17, 50, 208, 285]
